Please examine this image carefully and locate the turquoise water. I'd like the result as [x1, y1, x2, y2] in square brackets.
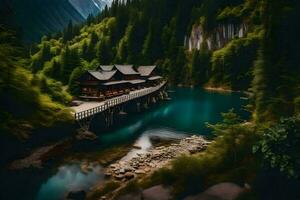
[98, 87, 249, 146]
[36, 164, 104, 200]
[2, 88, 249, 200]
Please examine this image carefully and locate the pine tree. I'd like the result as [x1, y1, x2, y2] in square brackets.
[97, 40, 112, 65]
[61, 46, 81, 84]
[63, 20, 74, 42]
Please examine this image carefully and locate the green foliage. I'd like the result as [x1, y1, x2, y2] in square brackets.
[68, 66, 85, 95]
[253, 115, 300, 178]
[60, 46, 81, 84]
[191, 48, 211, 86]
[210, 34, 260, 90]
[97, 38, 112, 65]
[147, 111, 258, 197]
[37, 75, 72, 104]
[251, 0, 300, 122]
[0, 29, 72, 138]
[206, 109, 242, 135]
[217, 0, 258, 21]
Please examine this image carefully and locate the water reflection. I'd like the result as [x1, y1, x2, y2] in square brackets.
[121, 128, 188, 161]
[36, 164, 104, 200]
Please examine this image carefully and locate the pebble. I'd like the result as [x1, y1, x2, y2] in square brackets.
[105, 136, 208, 182]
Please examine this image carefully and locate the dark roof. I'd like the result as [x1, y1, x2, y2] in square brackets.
[98, 65, 115, 71]
[115, 65, 139, 75]
[102, 80, 128, 86]
[137, 65, 156, 77]
[128, 79, 146, 84]
[148, 76, 162, 81]
[88, 70, 117, 81]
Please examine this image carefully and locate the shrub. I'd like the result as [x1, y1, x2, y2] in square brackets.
[253, 115, 300, 178]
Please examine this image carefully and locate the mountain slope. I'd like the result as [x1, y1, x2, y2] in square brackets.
[69, 0, 112, 18]
[12, 0, 85, 42]
[9, 0, 111, 42]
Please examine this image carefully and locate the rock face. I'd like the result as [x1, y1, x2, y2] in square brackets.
[185, 23, 248, 51]
[105, 135, 209, 182]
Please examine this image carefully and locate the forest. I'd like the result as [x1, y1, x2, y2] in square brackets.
[0, 0, 300, 199]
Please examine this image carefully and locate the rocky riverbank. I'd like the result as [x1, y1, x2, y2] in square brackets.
[104, 135, 210, 182]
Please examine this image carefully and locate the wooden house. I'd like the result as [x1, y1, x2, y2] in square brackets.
[78, 69, 130, 100]
[115, 65, 146, 90]
[77, 64, 163, 101]
[97, 65, 115, 72]
[137, 65, 163, 86]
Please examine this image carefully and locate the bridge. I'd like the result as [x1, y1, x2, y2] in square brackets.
[71, 81, 167, 123]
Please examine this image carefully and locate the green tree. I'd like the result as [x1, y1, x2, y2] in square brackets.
[97, 39, 112, 65]
[61, 46, 81, 84]
[207, 109, 243, 164]
[254, 115, 300, 178]
[68, 67, 85, 95]
[63, 20, 74, 42]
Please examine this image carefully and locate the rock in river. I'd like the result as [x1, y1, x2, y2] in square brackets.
[66, 190, 86, 200]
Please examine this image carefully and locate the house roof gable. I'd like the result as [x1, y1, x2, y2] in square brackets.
[115, 65, 139, 75]
[137, 65, 156, 77]
[87, 70, 117, 81]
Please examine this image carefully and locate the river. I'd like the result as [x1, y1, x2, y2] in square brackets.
[1, 88, 249, 200]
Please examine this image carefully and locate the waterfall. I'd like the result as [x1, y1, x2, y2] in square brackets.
[186, 23, 248, 52]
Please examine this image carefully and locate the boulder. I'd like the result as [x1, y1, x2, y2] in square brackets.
[142, 185, 172, 200]
[117, 191, 142, 200]
[204, 182, 245, 200]
[184, 182, 245, 200]
[66, 190, 86, 200]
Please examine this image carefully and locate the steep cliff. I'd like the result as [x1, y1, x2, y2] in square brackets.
[185, 23, 248, 51]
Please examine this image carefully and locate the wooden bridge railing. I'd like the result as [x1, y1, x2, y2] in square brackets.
[74, 81, 167, 120]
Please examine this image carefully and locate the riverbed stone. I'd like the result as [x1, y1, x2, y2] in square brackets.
[135, 169, 146, 174]
[114, 174, 124, 180]
[110, 164, 119, 169]
[124, 172, 135, 179]
[105, 136, 208, 182]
